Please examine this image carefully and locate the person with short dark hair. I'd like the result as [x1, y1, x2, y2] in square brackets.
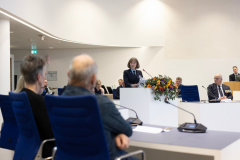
[115, 80, 125, 99]
[229, 66, 240, 81]
[20, 54, 55, 158]
[62, 54, 133, 160]
[123, 57, 143, 88]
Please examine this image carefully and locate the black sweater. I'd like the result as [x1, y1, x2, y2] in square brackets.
[21, 88, 55, 158]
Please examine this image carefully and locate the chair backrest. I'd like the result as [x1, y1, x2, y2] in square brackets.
[181, 85, 200, 102]
[0, 95, 18, 150]
[9, 92, 41, 160]
[107, 86, 113, 94]
[44, 95, 110, 160]
[112, 89, 116, 99]
[101, 85, 108, 94]
[58, 88, 63, 96]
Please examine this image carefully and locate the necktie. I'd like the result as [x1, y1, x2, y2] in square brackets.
[218, 85, 223, 97]
[133, 71, 136, 75]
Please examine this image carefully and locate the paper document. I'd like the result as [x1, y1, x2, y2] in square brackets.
[133, 126, 163, 134]
[221, 99, 232, 102]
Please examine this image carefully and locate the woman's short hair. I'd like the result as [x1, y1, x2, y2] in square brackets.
[127, 57, 140, 69]
[176, 77, 182, 82]
[95, 79, 102, 86]
[20, 55, 46, 84]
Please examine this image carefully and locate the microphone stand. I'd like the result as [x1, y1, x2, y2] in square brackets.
[143, 69, 153, 78]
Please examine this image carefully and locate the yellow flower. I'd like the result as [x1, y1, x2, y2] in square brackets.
[157, 80, 160, 85]
[154, 86, 157, 90]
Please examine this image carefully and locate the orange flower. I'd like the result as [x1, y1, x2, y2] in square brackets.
[170, 85, 172, 88]
[153, 78, 156, 80]
[147, 84, 151, 88]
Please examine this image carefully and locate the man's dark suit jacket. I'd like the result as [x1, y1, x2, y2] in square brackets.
[62, 85, 132, 160]
[207, 83, 233, 100]
[177, 84, 182, 97]
[229, 73, 240, 81]
[115, 85, 123, 99]
[123, 69, 143, 88]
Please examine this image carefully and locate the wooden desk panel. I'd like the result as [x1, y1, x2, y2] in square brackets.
[223, 82, 240, 95]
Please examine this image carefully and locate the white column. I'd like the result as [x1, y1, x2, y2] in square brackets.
[0, 18, 13, 160]
[0, 18, 10, 95]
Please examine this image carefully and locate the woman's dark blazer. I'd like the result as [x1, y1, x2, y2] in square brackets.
[123, 69, 143, 87]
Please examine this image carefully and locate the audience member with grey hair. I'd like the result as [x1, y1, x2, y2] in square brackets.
[208, 74, 233, 100]
[62, 54, 135, 160]
[20, 54, 55, 158]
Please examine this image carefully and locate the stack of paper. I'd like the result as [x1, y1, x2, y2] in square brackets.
[133, 126, 163, 134]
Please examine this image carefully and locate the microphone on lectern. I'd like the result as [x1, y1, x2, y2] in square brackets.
[143, 69, 153, 78]
[164, 100, 207, 133]
[115, 103, 143, 125]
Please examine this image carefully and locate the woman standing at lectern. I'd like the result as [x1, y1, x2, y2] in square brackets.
[123, 57, 143, 88]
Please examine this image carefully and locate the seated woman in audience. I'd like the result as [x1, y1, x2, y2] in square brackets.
[93, 79, 104, 95]
[20, 54, 55, 158]
[14, 75, 25, 93]
[123, 57, 143, 88]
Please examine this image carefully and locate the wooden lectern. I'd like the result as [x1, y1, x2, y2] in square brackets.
[223, 82, 240, 95]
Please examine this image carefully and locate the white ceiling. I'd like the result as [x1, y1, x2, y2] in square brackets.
[3, 14, 114, 50]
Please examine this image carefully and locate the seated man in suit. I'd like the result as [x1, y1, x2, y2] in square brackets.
[175, 77, 182, 96]
[229, 66, 240, 81]
[115, 79, 125, 99]
[62, 54, 134, 160]
[41, 80, 53, 96]
[208, 74, 233, 100]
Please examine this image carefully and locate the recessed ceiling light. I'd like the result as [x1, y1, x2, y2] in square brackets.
[49, 47, 54, 49]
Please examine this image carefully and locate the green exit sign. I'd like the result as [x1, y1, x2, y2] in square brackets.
[31, 50, 37, 54]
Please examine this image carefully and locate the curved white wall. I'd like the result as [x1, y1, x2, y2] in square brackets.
[0, 0, 164, 47]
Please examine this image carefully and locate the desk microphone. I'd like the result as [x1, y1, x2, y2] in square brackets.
[164, 100, 207, 133]
[143, 69, 153, 78]
[202, 86, 208, 90]
[115, 103, 143, 125]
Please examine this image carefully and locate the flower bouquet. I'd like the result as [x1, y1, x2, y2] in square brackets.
[144, 75, 178, 101]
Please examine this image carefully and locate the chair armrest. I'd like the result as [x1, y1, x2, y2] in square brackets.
[34, 138, 55, 160]
[115, 150, 145, 160]
[52, 147, 57, 160]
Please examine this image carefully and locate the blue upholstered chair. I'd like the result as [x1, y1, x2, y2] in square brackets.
[181, 85, 200, 102]
[9, 92, 55, 160]
[0, 95, 18, 150]
[58, 88, 63, 96]
[44, 94, 145, 160]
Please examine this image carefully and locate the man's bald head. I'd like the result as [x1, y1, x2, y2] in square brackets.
[214, 74, 223, 85]
[68, 54, 97, 86]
